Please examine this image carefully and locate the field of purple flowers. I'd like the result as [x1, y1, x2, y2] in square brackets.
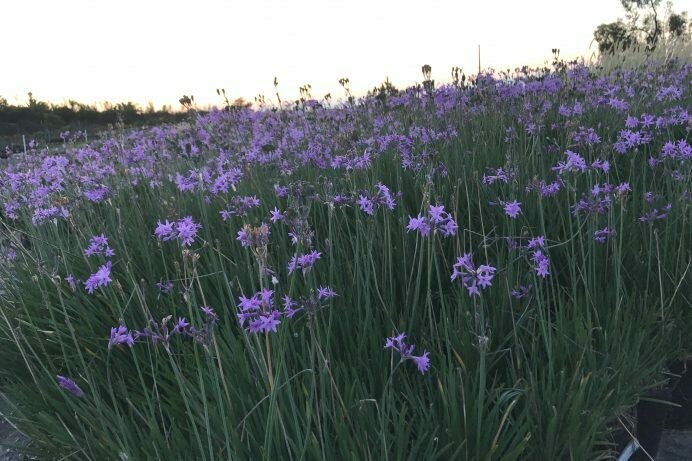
[0, 58, 690, 460]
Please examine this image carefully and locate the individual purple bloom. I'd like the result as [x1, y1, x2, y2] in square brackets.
[504, 200, 522, 219]
[269, 207, 285, 223]
[356, 195, 374, 215]
[282, 295, 302, 318]
[451, 253, 496, 296]
[65, 274, 77, 290]
[625, 115, 639, 128]
[84, 261, 113, 294]
[56, 375, 85, 398]
[154, 220, 175, 241]
[108, 325, 134, 349]
[441, 218, 459, 237]
[411, 352, 431, 374]
[200, 305, 219, 321]
[175, 216, 202, 247]
[406, 214, 430, 236]
[317, 286, 337, 299]
[275, 185, 289, 198]
[428, 205, 446, 222]
[172, 317, 190, 334]
[236, 227, 249, 246]
[257, 311, 282, 333]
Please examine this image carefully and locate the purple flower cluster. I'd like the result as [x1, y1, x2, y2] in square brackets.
[84, 261, 113, 294]
[133, 306, 220, 346]
[154, 216, 202, 247]
[287, 250, 321, 275]
[220, 195, 261, 220]
[237, 289, 282, 334]
[236, 223, 270, 248]
[406, 204, 458, 237]
[384, 333, 430, 374]
[526, 236, 550, 278]
[451, 253, 496, 296]
[594, 227, 617, 243]
[355, 183, 397, 215]
[84, 234, 115, 257]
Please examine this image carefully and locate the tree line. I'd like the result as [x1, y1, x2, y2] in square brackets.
[593, 0, 690, 53]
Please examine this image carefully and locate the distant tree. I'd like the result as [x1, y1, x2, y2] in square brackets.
[0, 96, 7, 107]
[593, 0, 689, 53]
[667, 11, 690, 37]
[620, 0, 663, 48]
[594, 21, 638, 53]
[232, 97, 252, 109]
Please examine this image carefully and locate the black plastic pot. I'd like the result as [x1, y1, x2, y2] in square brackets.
[617, 358, 692, 460]
[668, 359, 692, 429]
[630, 386, 674, 460]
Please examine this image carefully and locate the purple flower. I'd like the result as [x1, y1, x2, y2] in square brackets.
[317, 286, 337, 299]
[287, 250, 321, 275]
[84, 261, 113, 294]
[411, 352, 431, 374]
[56, 375, 85, 398]
[154, 217, 201, 246]
[552, 150, 587, 174]
[156, 280, 174, 294]
[172, 317, 190, 334]
[108, 325, 134, 350]
[384, 332, 430, 374]
[531, 250, 550, 278]
[407, 204, 457, 237]
[175, 216, 202, 247]
[200, 305, 219, 321]
[356, 195, 374, 215]
[270, 207, 285, 223]
[594, 227, 616, 243]
[154, 220, 175, 241]
[504, 201, 522, 219]
[527, 236, 545, 249]
[407, 214, 430, 236]
[511, 284, 532, 300]
[237, 290, 284, 334]
[451, 253, 496, 296]
[84, 234, 114, 258]
[65, 274, 77, 290]
[282, 295, 302, 318]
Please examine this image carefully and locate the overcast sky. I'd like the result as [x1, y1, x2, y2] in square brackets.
[1, 0, 687, 108]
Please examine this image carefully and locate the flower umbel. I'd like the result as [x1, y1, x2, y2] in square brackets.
[384, 332, 430, 374]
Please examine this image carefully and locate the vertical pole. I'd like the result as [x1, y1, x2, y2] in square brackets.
[478, 45, 481, 74]
[22, 134, 26, 154]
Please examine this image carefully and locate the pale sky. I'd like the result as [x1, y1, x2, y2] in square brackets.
[0, 0, 688, 109]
